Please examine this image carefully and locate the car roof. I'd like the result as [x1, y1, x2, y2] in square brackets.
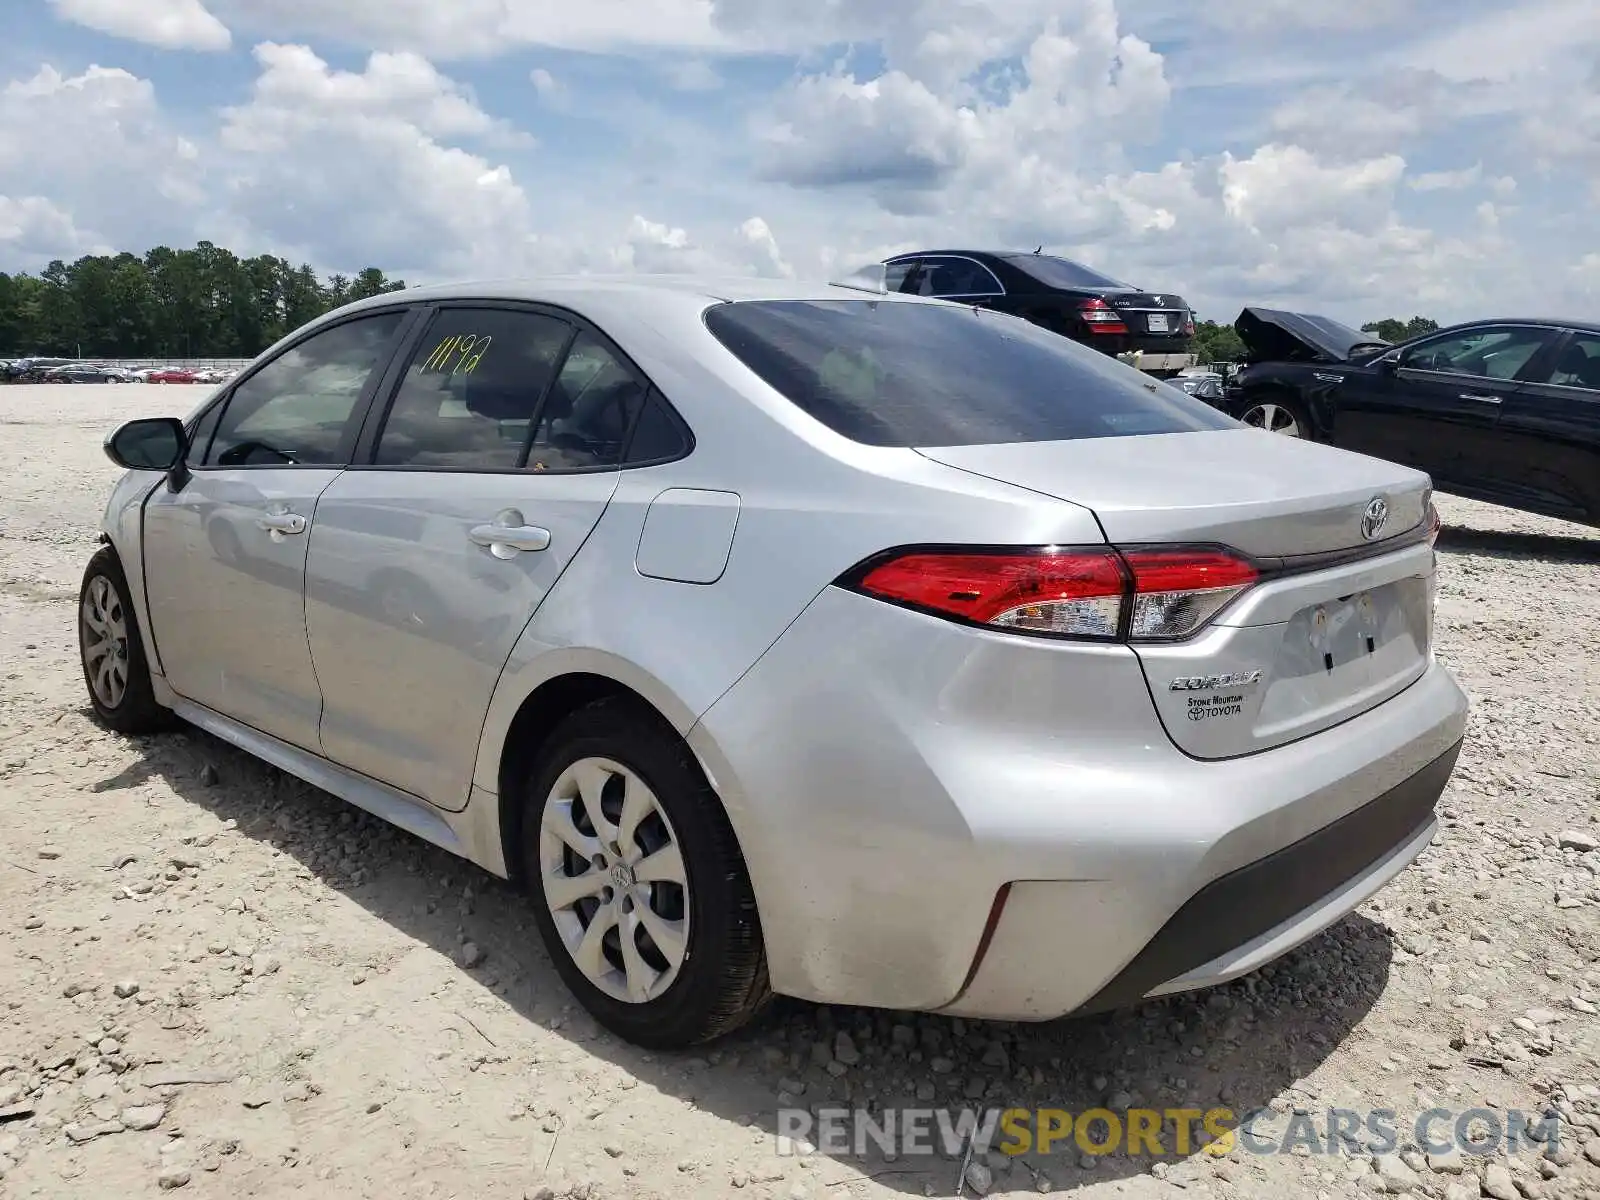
[339, 274, 937, 312]
[884, 249, 1024, 260]
[1457, 317, 1600, 334]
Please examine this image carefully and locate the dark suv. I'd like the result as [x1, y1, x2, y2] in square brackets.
[881, 250, 1196, 374]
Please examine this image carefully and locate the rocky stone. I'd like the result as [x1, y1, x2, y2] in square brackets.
[1558, 831, 1599, 853]
[964, 1160, 994, 1195]
[832, 1032, 860, 1066]
[121, 1105, 164, 1130]
[1483, 1162, 1519, 1200]
[1374, 1153, 1421, 1192]
[112, 981, 139, 999]
[459, 942, 485, 969]
[1427, 1148, 1467, 1175]
[157, 1165, 191, 1189]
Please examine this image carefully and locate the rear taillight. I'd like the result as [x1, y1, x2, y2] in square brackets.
[844, 546, 1259, 643]
[1182, 315, 1196, 337]
[1078, 298, 1128, 335]
[1425, 495, 1441, 546]
[1120, 548, 1259, 639]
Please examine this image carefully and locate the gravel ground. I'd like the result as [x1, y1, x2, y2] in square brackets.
[1, 383, 1597, 1200]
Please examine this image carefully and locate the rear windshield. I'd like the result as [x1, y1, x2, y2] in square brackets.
[1003, 254, 1134, 291]
[703, 299, 1236, 447]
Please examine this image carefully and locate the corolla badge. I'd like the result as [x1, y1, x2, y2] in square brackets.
[1360, 496, 1389, 541]
[1169, 670, 1263, 692]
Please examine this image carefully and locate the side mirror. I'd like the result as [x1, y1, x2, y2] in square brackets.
[1376, 354, 1400, 375]
[105, 417, 186, 472]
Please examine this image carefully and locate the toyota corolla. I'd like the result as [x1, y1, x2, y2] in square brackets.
[80, 272, 1468, 1048]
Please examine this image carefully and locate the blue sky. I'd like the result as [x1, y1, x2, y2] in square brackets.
[2, 0, 1596, 326]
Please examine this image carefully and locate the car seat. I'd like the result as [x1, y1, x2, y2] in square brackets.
[1552, 342, 1600, 390]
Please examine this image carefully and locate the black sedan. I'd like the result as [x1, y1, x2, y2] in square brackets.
[1226, 309, 1600, 527]
[880, 249, 1196, 374]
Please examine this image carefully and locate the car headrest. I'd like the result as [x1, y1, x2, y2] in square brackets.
[461, 364, 550, 421]
[1555, 344, 1600, 389]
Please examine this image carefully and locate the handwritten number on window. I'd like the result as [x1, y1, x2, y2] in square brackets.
[420, 333, 492, 375]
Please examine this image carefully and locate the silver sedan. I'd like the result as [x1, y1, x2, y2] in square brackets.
[81, 273, 1468, 1048]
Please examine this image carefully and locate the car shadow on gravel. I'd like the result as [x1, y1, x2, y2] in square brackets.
[98, 724, 1395, 1196]
[1436, 524, 1600, 565]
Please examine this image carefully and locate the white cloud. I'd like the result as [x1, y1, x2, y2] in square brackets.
[206, 0, 727, 58]
[0, 65, 208, 260]
[1408, 165, 1482, 192]
[1268, 72, 1463, 160]
[50, 0, 230, 51]
[0, 195, 103, 263]
[739, 217, 793, 278]
[218, 44, 539, 277]
[1220, 145, 1406, 233]
[530, 68, 560, 97]
[1192, 0, 1417, 31]
[660, 60, 722, 92]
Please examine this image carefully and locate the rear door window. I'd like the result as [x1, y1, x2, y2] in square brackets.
[1536, 333, 1600, 392]
[372, 308, 573, 469]
[524, 331, 651, 472]
[704, 299, 1236, 447]
[919, 257, 1002, 297]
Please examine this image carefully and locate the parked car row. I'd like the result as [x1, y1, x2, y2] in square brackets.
[1215, 310, 1600, 528]
[1, 358, 237, 384]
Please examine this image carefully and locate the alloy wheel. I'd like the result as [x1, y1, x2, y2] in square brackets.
[1240, 402, 1302, 437]
[538, 756, 690, 1004]
[81, 575, 130, 709]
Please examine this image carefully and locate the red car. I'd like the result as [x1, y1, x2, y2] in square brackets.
[146, 369, 198, 384]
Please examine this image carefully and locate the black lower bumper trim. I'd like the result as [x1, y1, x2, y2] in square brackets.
[1072, 739, 1462, 1016]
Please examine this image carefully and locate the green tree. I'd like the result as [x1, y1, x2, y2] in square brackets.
[0, 242, 409, 360]
[1361, 316, 1439, 343]
[1192, 318, 1247, 364]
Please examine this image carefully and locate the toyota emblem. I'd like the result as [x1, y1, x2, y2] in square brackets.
[1360, 497, 1389, 541]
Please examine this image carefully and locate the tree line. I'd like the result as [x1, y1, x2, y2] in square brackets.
[0, 242, 406, 360]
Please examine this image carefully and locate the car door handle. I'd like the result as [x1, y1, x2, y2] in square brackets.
[1459, 392, 1502, 405]
[469, 517, 551, 556]
[256, 511, 306, 535]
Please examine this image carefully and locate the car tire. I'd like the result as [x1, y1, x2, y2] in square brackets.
[520, 696, 771, 1049]
[78, 547, 177, 736]
[1237, 391, 1314, 439]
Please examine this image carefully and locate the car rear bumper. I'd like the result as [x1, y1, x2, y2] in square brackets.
[952, 740, 1455, 1019]
[690, 586, 1469, 1018]
[1085, 335, 1193, 367]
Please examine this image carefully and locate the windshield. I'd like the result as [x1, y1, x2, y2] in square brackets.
[703, 299, 1235, 448]
[1003, 254, 1135, 291]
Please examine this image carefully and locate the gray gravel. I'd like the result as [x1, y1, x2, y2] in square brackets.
[0, 384, 1596, 1199]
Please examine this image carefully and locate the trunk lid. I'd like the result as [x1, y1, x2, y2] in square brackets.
[1101, 291, 1191, 337]
[1235, 307, 1389, 364]
[918, 430, 1436, 758]
[916, 429, 1430, 558]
